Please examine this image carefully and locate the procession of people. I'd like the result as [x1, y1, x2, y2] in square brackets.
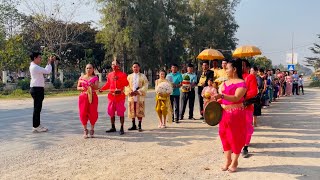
[28, 47, 305, 173]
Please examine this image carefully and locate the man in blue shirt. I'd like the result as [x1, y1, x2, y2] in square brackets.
[292, 70, 299, 95]
[180, 63, 197, 120]
[166, 64, 183, 123]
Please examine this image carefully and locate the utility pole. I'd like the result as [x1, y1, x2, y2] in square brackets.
[291, 32, 294, 65]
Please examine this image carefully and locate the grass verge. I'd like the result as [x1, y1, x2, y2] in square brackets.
[0, 89, 80, 100]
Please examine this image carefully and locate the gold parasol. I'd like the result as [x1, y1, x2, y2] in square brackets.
[197, 49, 225, 60]
[232, 45, 262, 58]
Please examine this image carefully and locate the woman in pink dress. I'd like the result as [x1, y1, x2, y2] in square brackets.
[201, 78, 218, 109]
[77, 64, 99, 138]
[214, 60, 247, 173]
[285, 72, 293, 96]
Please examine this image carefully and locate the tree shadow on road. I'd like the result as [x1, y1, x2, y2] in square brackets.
[0, 105, 218, 150]
[240, 165, 319, 180]
[0, 108, 90, 150]
[248, 89, 320, 160]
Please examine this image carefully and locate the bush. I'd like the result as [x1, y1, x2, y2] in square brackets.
[63, 80, 75, 88]
[309, 80, 320, 87]
[1, 89, 11, 95]
[53, 79, 62, 89]
[17, 79, 30, 90]
[11, 89, 26, 96]
[0, 82, 5, 91]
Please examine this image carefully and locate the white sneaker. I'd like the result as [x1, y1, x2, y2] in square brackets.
[32, 125, 48, 133]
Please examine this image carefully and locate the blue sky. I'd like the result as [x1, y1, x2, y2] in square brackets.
[236, 0, 320, 66]
[19, 0, 320, 67]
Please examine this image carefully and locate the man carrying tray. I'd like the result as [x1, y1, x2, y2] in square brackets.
[100, 58, 129, 135]
[180, 63, 197, 120]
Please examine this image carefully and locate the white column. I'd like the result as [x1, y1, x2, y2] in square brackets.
[2, 71, 7, 83]
[97, 73, 102, 82]
[59, 70, 64, 83]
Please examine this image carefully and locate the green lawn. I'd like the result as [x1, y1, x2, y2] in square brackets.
[0, 88, 156, 100]
[0, 89, 80, 99]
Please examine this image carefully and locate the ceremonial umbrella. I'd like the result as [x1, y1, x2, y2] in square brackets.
[232, 45, 262, 58]
[197, 49, 225, 60]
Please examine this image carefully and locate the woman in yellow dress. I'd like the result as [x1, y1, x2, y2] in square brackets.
[155, 69, 173, 128]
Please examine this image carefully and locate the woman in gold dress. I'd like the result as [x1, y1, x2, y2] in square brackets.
[155, 70, 173, 128]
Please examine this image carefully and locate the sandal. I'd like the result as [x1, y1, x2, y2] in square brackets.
[89, 129, 94, 138]
[83, 129, 88, 139]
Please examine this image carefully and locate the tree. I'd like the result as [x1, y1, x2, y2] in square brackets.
[97, 0, 240, 71]
[96, 0, 136, 72]
[19, 0, 94, 81]
[249, 56, 273, 70]
[293, 63, 313, 76]
[273, 64, 285, 71]
[189, 0, 239, 62]
[0, 35, 29, 71]
[0, 0, 26, 38]
[0, 0, 28, 71]
[305, 34, 320, 70]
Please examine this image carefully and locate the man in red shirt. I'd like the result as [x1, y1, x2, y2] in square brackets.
[100, 59, 129, 135]
[242, 59, 258, 157]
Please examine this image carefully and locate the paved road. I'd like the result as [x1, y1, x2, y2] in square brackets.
[0, 88, 319, 180]
[0, 90, 206, 156]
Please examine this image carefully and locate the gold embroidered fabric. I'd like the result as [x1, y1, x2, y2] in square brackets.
[221, 103, 244, 111]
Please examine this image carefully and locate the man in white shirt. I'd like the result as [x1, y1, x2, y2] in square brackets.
[125, 62, 149, 131]
[29, 52, 54, 132]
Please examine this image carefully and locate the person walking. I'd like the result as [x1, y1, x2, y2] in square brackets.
[251, 67, 262, 127]
[241, 59, 258, 158]
[214, 60, 247, 173]
[29, 52, 54, 133]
